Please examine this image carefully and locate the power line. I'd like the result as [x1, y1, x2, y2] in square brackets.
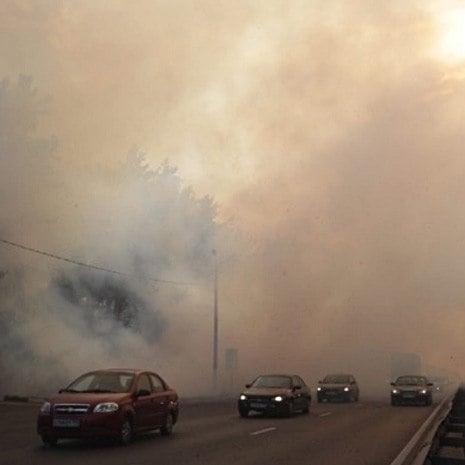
[0, 237, 200, 286]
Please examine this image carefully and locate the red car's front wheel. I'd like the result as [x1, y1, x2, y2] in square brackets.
[119, 416, 133, 446]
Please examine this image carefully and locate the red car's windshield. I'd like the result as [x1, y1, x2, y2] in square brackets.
[64, 371, 135, 393]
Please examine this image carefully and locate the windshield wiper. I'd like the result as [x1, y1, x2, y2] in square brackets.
[59, 388, 81, 393]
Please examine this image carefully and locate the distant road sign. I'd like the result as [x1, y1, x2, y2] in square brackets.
[225, 348, 238, 370]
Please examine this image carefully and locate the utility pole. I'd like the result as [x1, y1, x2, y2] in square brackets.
[212, 249, 218, 394]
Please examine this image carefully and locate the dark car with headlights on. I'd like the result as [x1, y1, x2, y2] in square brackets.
[237, 374, 311, 417]
[37, 368, 179, 446]
[317, 374, 359, 402]
[390, 375, 433, 406]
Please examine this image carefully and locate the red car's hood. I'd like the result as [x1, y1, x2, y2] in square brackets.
[49, 392, 132, 405]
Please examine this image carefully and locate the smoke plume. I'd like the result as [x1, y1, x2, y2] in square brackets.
[2, 1, 465, 397]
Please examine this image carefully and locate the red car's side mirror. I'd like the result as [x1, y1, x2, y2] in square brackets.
[136, 389, 151, 397]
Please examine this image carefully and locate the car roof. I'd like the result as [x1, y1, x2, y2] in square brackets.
[85, 368, 151, 375]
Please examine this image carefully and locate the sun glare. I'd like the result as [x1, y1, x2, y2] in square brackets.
[435, 8, 465, 62]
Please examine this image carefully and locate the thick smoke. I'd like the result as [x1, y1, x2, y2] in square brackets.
[2, 1, 465, 399]
[0, 77, 233, 396]
[54, 272, 164, 341]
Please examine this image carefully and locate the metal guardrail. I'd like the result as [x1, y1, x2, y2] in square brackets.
[390, 386, 465, 465]
[418, 386, 465, 465]
[389, 394, 454, 465]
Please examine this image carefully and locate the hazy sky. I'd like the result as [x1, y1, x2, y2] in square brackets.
[1, 0, 456, 211]
[3, 0, 465, 393]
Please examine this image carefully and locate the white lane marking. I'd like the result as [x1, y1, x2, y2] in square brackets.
[250, 427, 277, 436]
[319, 412, 332, 417]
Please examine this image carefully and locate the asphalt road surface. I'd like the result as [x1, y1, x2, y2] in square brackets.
[0, 397, 437, 465]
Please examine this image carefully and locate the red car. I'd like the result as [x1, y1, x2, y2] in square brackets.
[37, 368, 179, 446]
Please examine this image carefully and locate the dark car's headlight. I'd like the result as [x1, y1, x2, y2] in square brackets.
[392, 389, 399, 394]
[93, 402, 119, 413]
[239, 394, 247, 401]
[40, 402, 51, 414]
[420, 389, 427, 394]
[317, 387, 322, 391]
[273, 396, 284, 402]
[344, 387, 349, 392]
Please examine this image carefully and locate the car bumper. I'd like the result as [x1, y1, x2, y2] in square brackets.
[37, 412, 124, 439]
[391, 392, 431, 404]
[318, 390, 350, 400]
[238, 399, 290, 415]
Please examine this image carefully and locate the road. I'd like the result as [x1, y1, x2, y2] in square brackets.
[0, 397, 437, 465]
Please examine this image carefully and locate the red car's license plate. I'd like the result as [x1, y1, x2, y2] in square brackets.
[53, 418, 80, 428]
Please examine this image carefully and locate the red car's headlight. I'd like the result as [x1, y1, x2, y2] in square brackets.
[40, 402, 51, 414]
[93, 402, 119, 413]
